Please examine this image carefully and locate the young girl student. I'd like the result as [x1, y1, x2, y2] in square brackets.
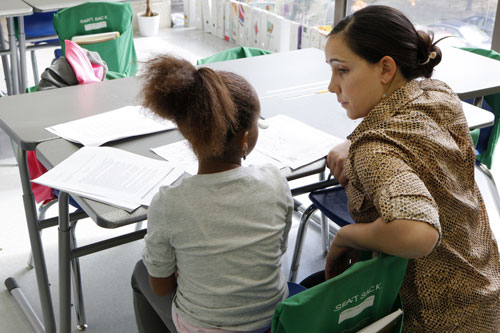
[131, 55, 296, 333]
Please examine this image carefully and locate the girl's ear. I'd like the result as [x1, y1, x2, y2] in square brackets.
[240, 130, 249, 157]
[379, 56, 397, 84]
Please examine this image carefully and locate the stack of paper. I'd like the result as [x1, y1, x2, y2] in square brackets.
[32, 147, 183, 211]
[71, 31, 120, 45]
[46, 106, 176, 147]
[151, 139, 284, 175]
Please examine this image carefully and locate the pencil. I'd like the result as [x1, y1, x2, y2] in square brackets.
[315, 90, 329, 94]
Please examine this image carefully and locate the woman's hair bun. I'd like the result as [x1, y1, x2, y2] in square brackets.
[416, 30, 442, 78]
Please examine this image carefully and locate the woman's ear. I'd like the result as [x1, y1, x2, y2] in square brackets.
[379, 56, 397, 84]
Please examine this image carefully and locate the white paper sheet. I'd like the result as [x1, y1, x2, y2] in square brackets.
[32, 147, 180, 210]
[256, 115, 344, 169]
[152, 139, 284, 175]
[152, 140, 199, 175]
[46, 106, 176, 147]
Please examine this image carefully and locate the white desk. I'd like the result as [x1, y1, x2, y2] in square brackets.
[205, 48, 494, 138]
[434, 46, 500, 101]
[208, 47, 500, 101]
[0, 0, 32, 95]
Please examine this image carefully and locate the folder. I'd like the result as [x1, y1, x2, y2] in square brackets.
[229, 0, 240, 44]
[239, 2, 251, 47]
[71, 31, 120, 45]
[300, 25, 311, 49]
[289, 21, 301, 50]
[201, 0, 212, 33]
[214, 0, 225, 39]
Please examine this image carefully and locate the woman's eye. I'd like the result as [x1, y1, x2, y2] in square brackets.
[337, 68, 348, 74]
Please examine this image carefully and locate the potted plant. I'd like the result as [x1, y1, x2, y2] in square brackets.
[137, 0, 160, 36]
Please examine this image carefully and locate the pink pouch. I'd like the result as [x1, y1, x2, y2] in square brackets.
[27, 151, 56, 204]
[64, 40, 105, 84]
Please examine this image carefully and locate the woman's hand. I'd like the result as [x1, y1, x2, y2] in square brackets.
[326, 140, 351, 186]
[325, 242, 362, 280]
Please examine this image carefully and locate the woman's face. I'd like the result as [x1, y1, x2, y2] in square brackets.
[325, 34, 386, 120]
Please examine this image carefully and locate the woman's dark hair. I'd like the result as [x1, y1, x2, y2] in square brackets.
[329, 5, 441, 80]
[140, 55, 259, 159]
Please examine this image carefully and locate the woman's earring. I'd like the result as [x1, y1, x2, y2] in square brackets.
[243, 148, 247, 160]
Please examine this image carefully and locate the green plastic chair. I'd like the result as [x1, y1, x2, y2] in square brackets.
[196, 46, 272, 65]
[461, 48, 500, 215]
[53, 1, 138, 78]
[273, 254, 408, 333]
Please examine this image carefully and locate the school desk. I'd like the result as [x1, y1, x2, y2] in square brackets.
[0, 0, 32, 95]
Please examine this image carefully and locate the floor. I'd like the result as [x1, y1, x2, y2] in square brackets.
[1, 22, 500, 333]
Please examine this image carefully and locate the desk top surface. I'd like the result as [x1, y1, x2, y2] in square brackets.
[0, 76, 141, 150]
[433, 46, 500, 100]
[20, 0, 121, 12]
[0, 0, 32, 17]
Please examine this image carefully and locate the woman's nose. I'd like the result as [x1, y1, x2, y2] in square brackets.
[328, 77, 339, 94]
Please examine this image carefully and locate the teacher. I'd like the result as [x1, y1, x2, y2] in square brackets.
[324, 5, 500, 331]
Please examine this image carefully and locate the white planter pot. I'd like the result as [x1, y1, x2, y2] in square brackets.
[137, 11, 160, 37]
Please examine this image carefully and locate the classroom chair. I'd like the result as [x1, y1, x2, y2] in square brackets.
[53, 1, 138, 78]
[273, 254, 408, 333]
[462, 47, 500, 216]
[17, 12, 59, 86]
[196, 46, 272, 65]
[288, 178, 354, 282]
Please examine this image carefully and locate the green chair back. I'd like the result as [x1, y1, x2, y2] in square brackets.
[462, 48, 500, 169]
[272, 254, 408, 333]
[196, 46, 272, 65]
[53, 2, 138, 77]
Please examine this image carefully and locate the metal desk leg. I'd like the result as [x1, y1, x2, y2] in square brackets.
[17, 16, 28, 93]
[17, 147, 54, 330]
[6, 18, 19, 95]
[69, 222, 88, 330]
[16, 145, 56, 332]
[59, 191, 72, 333]
[0, 22, 13, 95]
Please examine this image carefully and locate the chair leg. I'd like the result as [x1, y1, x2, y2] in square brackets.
[30, 50, 39, 86]
[0, 23, 13, 95]
[319, 172, 330, 254]
[69, 221, 88, 331]
[289, 204, 317, 283]
[27, 199, 58, 268]
[477, 163, 500, 217]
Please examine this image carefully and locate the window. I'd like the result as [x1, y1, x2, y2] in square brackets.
[346, 0, 498, 49]
[244, 0, 336, 27]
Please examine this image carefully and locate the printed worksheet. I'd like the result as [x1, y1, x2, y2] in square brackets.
[46, 106, 176, 147]
[256, 115, 343, 169]
[152, 139, 284, 175]
[32, 147, 180, 211]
